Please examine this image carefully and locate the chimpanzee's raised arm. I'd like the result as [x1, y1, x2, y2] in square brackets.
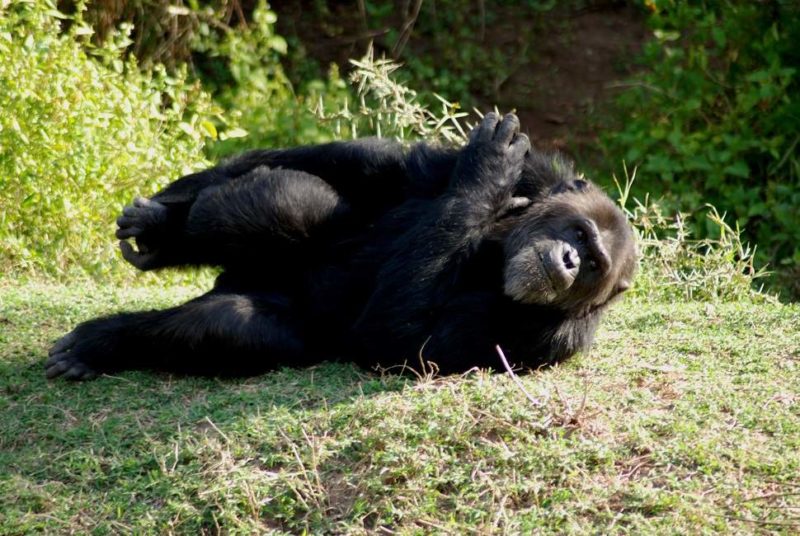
[352, 113, 530, 363]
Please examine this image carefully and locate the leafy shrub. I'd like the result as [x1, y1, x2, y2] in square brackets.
[600, 1, 800, 277]
[0, 0, 219, 280]
[187, 1, 350, 159]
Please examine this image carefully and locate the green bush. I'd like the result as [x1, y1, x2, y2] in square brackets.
[599, 1, 800, 275]
[0, 1, 226, 281]
[190, 1, 349, 159]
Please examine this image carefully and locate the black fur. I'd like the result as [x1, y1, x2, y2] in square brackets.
[46, 113, 636, 380]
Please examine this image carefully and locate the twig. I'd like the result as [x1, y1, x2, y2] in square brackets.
[357, 0, 368, 31]
[392, 0, 424, 57]
[477, 0, 486, 41]
[333, 28, 391, 46]
[741, 492, 800, 502]
[495, 345, 542, 407]
[203, 416, 230, 443]
[718, 514, 800, 528]
[233, 0, 247, 28]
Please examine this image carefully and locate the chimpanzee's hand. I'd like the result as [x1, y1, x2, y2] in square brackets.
[450, 112, 530, 207]
[116, 196, 170, 270]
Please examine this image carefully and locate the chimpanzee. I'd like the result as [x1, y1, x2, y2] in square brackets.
[46, 113, 636, 380]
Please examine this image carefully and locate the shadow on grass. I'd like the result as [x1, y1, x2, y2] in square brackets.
[1, 325, 411, 479]
[0, 283, 410, 456]
[3, 358, 409, 444]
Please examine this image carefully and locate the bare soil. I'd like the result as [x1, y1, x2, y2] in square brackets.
[494, 5, 648, 154]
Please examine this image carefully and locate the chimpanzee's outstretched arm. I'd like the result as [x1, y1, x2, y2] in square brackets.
[353, 113, 530, 361]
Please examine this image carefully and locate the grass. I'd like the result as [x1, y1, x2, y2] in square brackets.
[1, 282, 799, 534]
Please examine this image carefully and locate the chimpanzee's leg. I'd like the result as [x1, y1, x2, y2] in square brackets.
[149, 137, 407, 206]
[117, 138, 409, 269]
[117, 167, 351, 270]
[45, 291, 308, 380]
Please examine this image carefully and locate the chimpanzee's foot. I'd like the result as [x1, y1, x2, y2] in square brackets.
[45, 323, 113, 381]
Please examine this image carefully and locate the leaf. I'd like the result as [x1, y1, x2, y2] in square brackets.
[74, 26, 94, 37]
[268, 36, 288, 55]
[166, 5, 191, 16]
[747, 203, 767, 218]
[711, 27, 726, 48]
[653, 29, 680, 42]
[199, 120, 217, 139]
[723, 161, 750, 178]
[178, 122, 196, 137]
[685, 155, 712, 171]
[219, 127, 248, 140]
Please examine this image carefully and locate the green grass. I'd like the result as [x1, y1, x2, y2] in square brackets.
[1, 283, 799, 534]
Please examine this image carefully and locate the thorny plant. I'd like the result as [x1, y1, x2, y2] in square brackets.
[313, 45, 468, 144]
[614, 164, 772, 303]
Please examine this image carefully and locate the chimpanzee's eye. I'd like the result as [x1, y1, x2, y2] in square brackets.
[588, 258, 598, 271]
[575, 228, 586, 244]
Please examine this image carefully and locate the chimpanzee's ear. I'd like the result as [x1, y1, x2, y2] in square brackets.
[551, 179, 589, 195]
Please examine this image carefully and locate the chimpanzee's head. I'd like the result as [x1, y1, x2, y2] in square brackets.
[500, 155, 637, 315]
